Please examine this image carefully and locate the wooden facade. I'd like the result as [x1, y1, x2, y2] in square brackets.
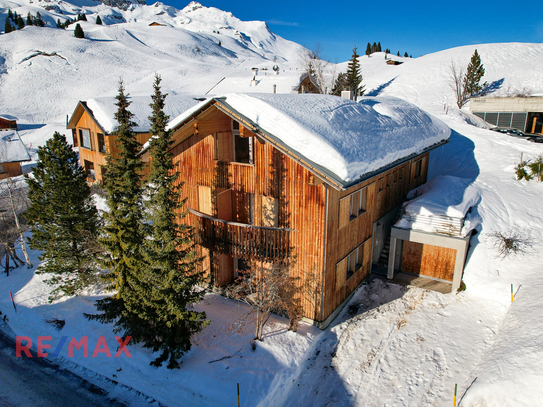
[0, 161, 23, 179]
[67, 102, 152, 183]
[0, 116, 17, 130]
[163, 101, 434, 326]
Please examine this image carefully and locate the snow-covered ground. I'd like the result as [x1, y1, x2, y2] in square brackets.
[1, 1, 543, 405]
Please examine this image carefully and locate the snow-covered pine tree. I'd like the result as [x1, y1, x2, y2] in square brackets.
[25, 132, 100, 301]
[463, 49, 485, 97]
[84, 81, 147, 342]
[139, 74, 208, 369]
[345, 46, 365, 99]
[26, 12, 33, 26]
[74, 23, 84, 38]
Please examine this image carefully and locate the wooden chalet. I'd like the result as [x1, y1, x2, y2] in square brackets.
[141, 93, 450, 328]
[0, 131, 31, 179]
[292, 73, 321, 94]
[67, 96, 200, 183]
[0, 115, 18, 130]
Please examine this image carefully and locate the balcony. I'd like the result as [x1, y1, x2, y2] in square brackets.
[189, 209, 293, 261]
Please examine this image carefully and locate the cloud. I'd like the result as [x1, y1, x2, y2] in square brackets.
[267, 20, 300, 27]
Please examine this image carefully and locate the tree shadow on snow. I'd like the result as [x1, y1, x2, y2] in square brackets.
[365, 77, 397, 97]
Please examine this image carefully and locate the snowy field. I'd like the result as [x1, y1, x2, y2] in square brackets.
[2, 1, 543, 405]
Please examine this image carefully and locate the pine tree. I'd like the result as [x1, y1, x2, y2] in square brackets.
[8, 9, 13, 20]
[404, 51, 409, 57]
[365, 42, 371, 56]
[371, 42, 377, 53]
[95, 15, 102, 25]
[26, 12, 33, 26]
[345, 46, 365, 99]
[397, 51, 400, 57]
[138, 75, 208, 368]
[57, 18, 62, 28]
[16, 15, 24, 30]
[463, 49, 485, 97]
[84, 82, 147, 356]
[80, 13, 87, 21]
[377, 42, 382, 52]
[25, 132, 100, 301]
[5, 18, 14, 33]
[36, 12, 45, 27]
[74, 23, 84, 38]
[331, 72, 348, 96]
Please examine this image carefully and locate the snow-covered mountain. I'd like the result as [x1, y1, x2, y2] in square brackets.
[0, 0, 308, 132]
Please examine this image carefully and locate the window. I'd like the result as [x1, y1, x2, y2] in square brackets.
[84, 160, 95, 180]
[378, 177, 385, 193]
[413, 159, 422, 180]
[393, 171, 397, 185]
[232, 120, 253, 164]
[339, 186, 369, 229]
[79, 129, 91, 150]
[336, 243, 364, 289]
[97, 133, 106, 153]
[399, 167, 404, 181]
[0, 165, 4, 173]
[386, 173, 392, 189]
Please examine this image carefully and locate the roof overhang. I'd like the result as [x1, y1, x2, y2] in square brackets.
[67, 101, 108, 135]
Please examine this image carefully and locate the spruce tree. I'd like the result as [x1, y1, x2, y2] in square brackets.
[404, 51, 409, 57]
[463, 49, 485, 97]
[371, 42, 377, 53]
[80, 13, 87, 21]
[365, 42, 371, 56]
[26, 12, 33, 26]
[36, 12, 45, 27]
[345, 46, 365, 99]
[74, 23, 84, 38]
[25, 132, 100, 301]
[377, 42, 382, 52]
[139, 74, 208, 368]
[57, 18, 62, 28]
[331, 72, 348, 96]
[16, 15, 24, 30]
[8, 9, 13, 20]
[5, 18, 14, 33]
[96, 15, 102, 25]
[84, 82, 147, 356]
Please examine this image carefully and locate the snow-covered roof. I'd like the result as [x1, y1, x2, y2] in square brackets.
[395, 175, 481, 237]
[0, 114, 17, 121]
[0, 131, 31, 163]
[168, 93, 450, 188]
[78, 95, 203, 134]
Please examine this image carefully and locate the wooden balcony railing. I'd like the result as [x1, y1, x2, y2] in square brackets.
[189, 209, 293, 261]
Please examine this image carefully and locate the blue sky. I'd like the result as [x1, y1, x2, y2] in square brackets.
[172, 0, 543, 62]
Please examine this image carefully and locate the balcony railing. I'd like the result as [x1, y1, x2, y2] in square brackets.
[189, 209, 293, 261]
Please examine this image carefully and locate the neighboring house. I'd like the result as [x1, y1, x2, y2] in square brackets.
[141, 93, 450, 328]
[470, 96, 543, 134]
[149, 22, 166, 26]
[292, 73, 321, 94]
[67, 96, 201, 182]
[0, 131, 31, 179]
[0, 114, 18, 130]
[386, 59, 403, 66]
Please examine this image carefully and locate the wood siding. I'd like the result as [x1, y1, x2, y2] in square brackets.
[169, 107, 327, 321]
[73, 110, 152, 183]
[322, 153, 430, 320]
[401, 241, 456, 281]
[0, 162, 22, 179]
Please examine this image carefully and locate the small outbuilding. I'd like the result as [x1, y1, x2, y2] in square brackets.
[0, 131, 31, 179]
[387, 176, 480, 292]
[0, 115, 18, 131]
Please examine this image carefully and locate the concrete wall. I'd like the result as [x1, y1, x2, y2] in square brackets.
[470, 97, 543, 113]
